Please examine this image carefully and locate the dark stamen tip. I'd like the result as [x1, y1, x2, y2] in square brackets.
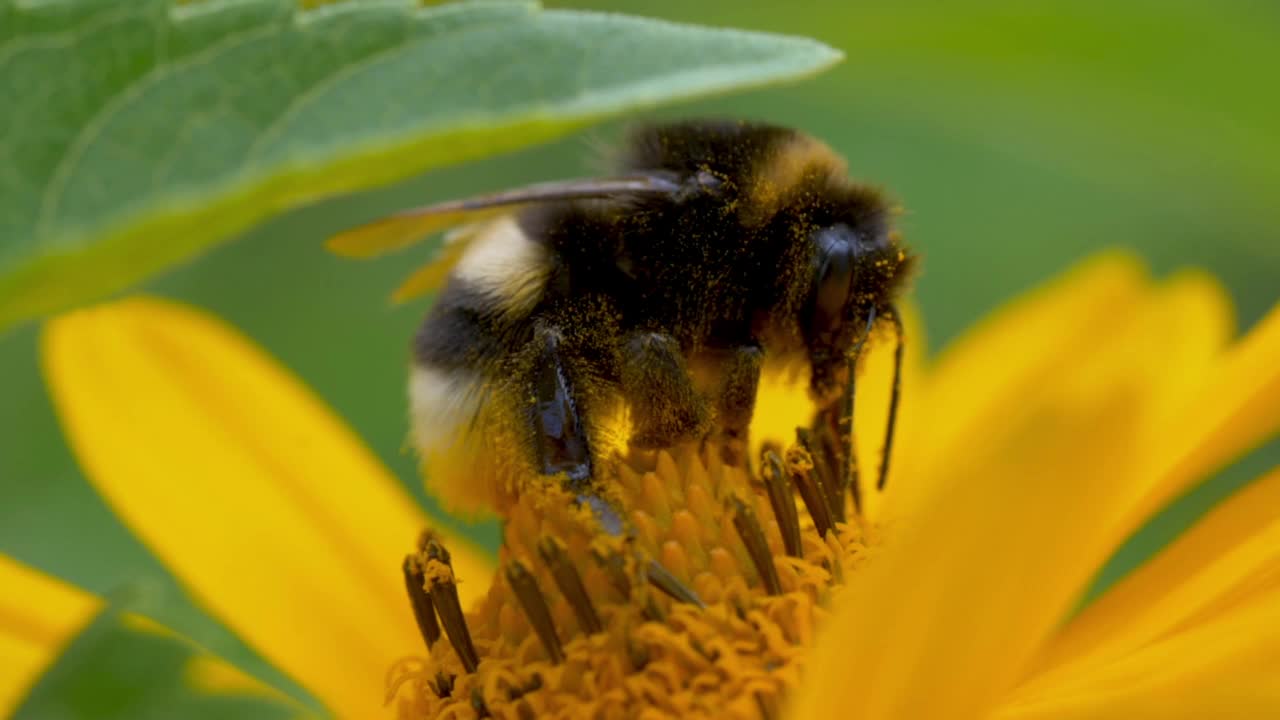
[643, 594, 668, 622]
[430, 671, 454, 699]
[538, 536, 603, 635]
[590, 546, 633, 599]
[424, 537, 453, 567]
[786, 441, 836, 539]
[516, 674, 544, 698]
[422, 541, 480, 674]
[627, 638, 651, 670]
[730, 495, 782, 596]
[471, 688, 491, 719]
[590, 547, 666, 620]
[762, 451, 803, 558]
[645, 558, 706, 608]
[506, 561, 566, 664]
[402, 555, 441, 651]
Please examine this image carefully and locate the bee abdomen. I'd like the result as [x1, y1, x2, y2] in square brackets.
[449, 216, 553, 321]
[409, 281, 514, 513]
[409, 218, 553, 512]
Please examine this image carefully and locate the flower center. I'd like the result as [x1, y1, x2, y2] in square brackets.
[391, 426, 876, 719]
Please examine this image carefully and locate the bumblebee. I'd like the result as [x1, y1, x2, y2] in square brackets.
[330, 120, 915, 536]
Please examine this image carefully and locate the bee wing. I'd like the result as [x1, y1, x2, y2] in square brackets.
[389, 222, 489, 304]
[325, 174, 680, 259]
[325, 205, 505, 260]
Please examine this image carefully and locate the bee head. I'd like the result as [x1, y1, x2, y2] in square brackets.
[802, 219, 910, 402]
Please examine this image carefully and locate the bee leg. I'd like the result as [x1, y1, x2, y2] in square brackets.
[531, 328, 592, 488]
[532, 327, 704, 606]
[620, 331, 710, 449]
[529, 327, 626, 537]
[712, 344, 763, 468]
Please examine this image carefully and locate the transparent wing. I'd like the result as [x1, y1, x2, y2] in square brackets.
[389, 222, 490, 303]
[325, 174, 679, 259]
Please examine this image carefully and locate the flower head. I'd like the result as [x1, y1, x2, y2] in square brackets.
[392, 439, 871, 719]
[5, 252, 1278, 718]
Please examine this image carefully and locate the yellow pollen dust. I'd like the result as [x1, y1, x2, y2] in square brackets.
[391, 440, 876, 720]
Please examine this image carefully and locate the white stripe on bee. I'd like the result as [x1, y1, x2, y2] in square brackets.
[408, 364, 484, 456]
[452, 216, 551, 317]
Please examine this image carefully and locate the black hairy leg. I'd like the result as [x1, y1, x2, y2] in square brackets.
[530, 328, 593, 489]
[711, 344, 763, 467]
[524, 325, 702, 604]
[619, 331, 710, 449]
[524, 324, 624, 537]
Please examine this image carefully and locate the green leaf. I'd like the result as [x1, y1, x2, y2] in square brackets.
[12, 604, 312, 720]
[0, 0, 840, 331]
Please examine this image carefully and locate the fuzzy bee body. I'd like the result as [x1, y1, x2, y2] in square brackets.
[377, 121, 915, 518]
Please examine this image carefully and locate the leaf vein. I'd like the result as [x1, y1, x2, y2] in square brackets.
[240, 21, 440, 166]
[34, 17, 282, 241]
[0, 3, 132, 67]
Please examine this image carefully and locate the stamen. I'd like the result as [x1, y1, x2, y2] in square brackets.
[401, 555, 440, 651]
[627, 638, 651, 670]
[505, 560, 566, 664]
[591, 546, 666, 622]
[642, 592, 667, 623]
[590, 545, 633, 598]
[423, 538, 480, 673]
[646, 558, 706, 608]
[513, 674, 544, 698]
[761, 451, 803, 558]
[812, 420, 849, 522]
[785, 442, 835, 538]
[391, 443, 878, 718]
[430, 671, 454, 699]
[798, 426, 845, 523]
[755, 691, 779, 720]
[729, 495, 782, 596]
[537, 536, 603, 635]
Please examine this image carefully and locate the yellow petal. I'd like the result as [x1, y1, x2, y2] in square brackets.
[901, 259, 1235, 548]
[41, 297, 494, 718]
[890, 252, 1147, 516]
[1130, 299, 1280, 525]
[1019, 467, 1280, 687]
[1126, 269, 1234, 432]
[1078, 270, 1238, 554]
[789, 327, 1148, 719]
[995, 588, 1280, 720]
[0, 555, 100, 716]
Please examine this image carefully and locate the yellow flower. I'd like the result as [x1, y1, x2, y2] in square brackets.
[3, 252, 1277, 718]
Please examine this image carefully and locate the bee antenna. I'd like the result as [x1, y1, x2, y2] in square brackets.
[839, 305, 878, 515]
[878, 304, 905, 490]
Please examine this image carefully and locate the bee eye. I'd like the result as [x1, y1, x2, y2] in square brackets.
[809, 224, 856, 333]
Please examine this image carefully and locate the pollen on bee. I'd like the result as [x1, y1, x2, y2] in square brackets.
[743, 134, 848, 228]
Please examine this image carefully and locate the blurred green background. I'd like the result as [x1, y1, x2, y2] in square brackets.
[2, 0, 1277, 680]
